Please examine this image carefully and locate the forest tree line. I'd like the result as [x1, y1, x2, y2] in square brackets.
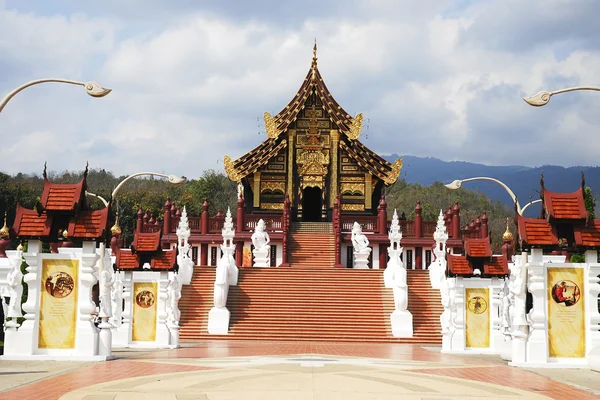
[0, 168, 515, 250]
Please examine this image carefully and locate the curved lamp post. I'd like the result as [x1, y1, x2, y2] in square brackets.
[445, 177, 523, 214]
[0, 79, 111, 113]
[524, 86, 600, 107]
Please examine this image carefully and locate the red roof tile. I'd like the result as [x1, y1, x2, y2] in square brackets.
[447, 255, 473, 275]
[68, 208, 109, 240]
[517, 216, 557, 246]
[543, 187, 587, 220]
[485, 256, 509, 275]
[116, 249, 139, 269]
[132, 230, 161, 252]
[41, 180, 85, 212]
[11, 204, 52, 238]
[464, 238, 492, 257]
[578, 220, 600, 247]
[151, 249, 177, 270]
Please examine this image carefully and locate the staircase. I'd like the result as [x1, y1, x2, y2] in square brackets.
[179, 267, 442, 344]
[288, 222, 335, 267]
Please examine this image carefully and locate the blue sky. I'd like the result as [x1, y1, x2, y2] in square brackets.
[1, 0, 599, 178]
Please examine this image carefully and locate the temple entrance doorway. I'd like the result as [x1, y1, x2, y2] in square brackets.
[302, 187, 322, 222]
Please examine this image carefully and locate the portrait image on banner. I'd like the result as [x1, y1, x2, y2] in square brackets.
[465, 288, 490, 348]
[132, 282, 158, 342]
[547, 267, 585, 358]
[38, 259, 78, 349]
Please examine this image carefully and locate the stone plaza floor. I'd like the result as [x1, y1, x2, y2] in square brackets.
[0, 341, 599, 399]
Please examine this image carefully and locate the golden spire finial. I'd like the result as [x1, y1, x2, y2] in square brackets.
[311, 39, 318, 79]
[17, 242, 24, 251]
[503, 217, 513, 241]
[0, 212, 9, 238]
[111, 215, 122, 236]
[62, 229, 69, 239]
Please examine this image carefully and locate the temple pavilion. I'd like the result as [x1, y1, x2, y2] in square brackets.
[224, 43, 403, 222]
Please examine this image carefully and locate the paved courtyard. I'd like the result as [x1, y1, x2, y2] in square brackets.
[1, 341, 598, 399]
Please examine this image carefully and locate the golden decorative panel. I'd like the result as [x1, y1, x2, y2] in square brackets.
[261, 203, 284, 210]
[341, 176, 364, 182]
[261, 181, 285, 193]
[301, 175, 324, 189]
[341, 204, 365, 212]
[305, 109, 323, 118]
[342, 165, 358, 171]
[253, 172, 261, 208]
[341, 183, 365, 195]
[365, 174, 372, 209]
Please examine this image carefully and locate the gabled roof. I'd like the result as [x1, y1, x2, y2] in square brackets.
[447, 255, 473, 275]
[464, 238, 492, 258]
[11, 204, 52, 238]
[579, 220, 600, 247]
[542, 187, 587, 220]
[447, 254, 508, 277]
[67, 208, 110, 240]
[115, 249, 138, 269]
[517, 216, 557, 247]
[132, 230, 161, 253]
[151, 248, 177, 270]
[224, 139, 287, 182]
[339, 141, 402, 185]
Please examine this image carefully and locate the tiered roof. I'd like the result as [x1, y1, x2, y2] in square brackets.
[517, 177, 600, 249]
[115, 229, 177, 271]
[11, 165, 109, 241]
[447, 236, 509, 277]
[224, 44, 402, 185]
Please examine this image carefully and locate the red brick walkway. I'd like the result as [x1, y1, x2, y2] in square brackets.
[1, 341, 597, 400]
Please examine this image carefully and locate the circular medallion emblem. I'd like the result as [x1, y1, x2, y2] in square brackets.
[467, 296, 487, 314]
[136, 290, 156, 308]
[45, 272, 74, 298]
[551, 280, 580, 307]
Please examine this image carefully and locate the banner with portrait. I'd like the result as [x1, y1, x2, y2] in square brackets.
[547, 267, 585, 358]
[132, 282, 158, 342]
[38, 259, 78, 349]
[465, 288, 490, 348]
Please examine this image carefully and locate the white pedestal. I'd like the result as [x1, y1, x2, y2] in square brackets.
[353, 248, 371, 269]
[228, 265, 239, 286]
[501, 338, 513, 361]
[391, 310, 413, 338]
[208, 307, 230, 334]
[98, 321, 113, 356]
[253, 247, 270, 267]
[442, 333, 453, 352]
[167, 324, 180, 349]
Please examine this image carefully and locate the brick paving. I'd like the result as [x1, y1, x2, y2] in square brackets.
[1, 341, 597, 399]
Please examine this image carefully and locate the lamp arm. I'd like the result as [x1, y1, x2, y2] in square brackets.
[461, 176, 521, 213]
[0, 79, 85, 113]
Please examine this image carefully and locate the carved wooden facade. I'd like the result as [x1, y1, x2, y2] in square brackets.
[224, 45, 402, 221]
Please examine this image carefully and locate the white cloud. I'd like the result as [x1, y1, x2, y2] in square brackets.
[1, 0, 600, 181]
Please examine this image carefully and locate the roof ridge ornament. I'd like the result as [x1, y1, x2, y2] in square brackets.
[347, 113, 363, 140]
[264, 111, 280, 139]
[383, 158, 403, 186]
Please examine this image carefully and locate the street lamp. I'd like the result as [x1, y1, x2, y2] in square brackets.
[523, 86, 600, 107]
[445, 177, 523, 214]
[0, 79, 111, 113]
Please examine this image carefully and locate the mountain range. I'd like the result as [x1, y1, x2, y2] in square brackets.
[382, 155, 600, 216]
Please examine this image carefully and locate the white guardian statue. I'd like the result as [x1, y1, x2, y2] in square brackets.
[251, 219, 271, 267]
[351, 222, 371, 269]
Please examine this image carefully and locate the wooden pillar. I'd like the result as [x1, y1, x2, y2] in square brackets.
[280, 194, 291, 267]
[235, 241, 243, 266]
[201, 198, 209, 235]
[236, 196, 244, 233]
[333, 195, 344, 268]
[329, 130, 339, 208]
[445, 206, 453, 238]
[415, 201, 422, 238]
[136, 207, 143, 233]
[379, 243, 387, 269]
[415, 247, 423, 269]
[163, 198, 171, 235]
[481, 211, 488, 239]
[378, 194, 387, 235]
[452, 201, 461, 239]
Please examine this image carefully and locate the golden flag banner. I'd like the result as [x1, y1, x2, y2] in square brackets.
[38, 259, 78, 349]
[547, 267, 585, 358]
[465, 288, 490, 348]
[132, 282, 158, 342]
